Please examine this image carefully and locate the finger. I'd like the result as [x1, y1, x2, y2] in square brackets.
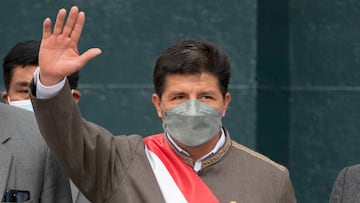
[78, 48, 102, 67]
[70, 11, 85, 44]
[62, 6, 79, 37]
[53, 8, 67, 35]
[42, 17, 52, 39]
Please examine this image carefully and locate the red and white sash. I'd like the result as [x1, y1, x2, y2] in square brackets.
[144, 134, 220, 203]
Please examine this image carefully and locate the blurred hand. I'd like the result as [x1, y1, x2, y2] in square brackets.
[39, 6, 102, 86]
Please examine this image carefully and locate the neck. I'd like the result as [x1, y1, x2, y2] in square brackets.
[175, 132, 221, 162]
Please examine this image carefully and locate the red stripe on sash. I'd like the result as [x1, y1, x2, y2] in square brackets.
[144, 133, 220, 203]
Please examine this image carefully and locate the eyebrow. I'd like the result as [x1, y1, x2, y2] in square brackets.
[167, 90, 218, 97]
[199, 90, 217, 95]
[166, 91, 186, 97]
[13, 81, 30, 87]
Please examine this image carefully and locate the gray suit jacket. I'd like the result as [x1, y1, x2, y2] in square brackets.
[0, 102, 72, 203]
[329, 164, 360, 203]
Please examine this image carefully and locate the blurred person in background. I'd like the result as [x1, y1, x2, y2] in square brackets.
[2, 39, 88, 203]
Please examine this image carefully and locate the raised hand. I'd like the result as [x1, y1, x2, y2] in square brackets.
[39, 6, 102, 86]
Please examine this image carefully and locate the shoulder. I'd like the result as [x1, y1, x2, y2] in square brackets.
[0, 103, 37, 126]
[227, 140, 295, 200]
[346, 164, 360, 173]
[330, 164, 360, 202]
[0, 103, 40, 138]
[230, 140, 287, 172]
[0, 103, 46, 154]
[338, 164, 360, 181]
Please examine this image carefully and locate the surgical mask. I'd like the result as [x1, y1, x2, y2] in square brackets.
[8, 97, 34, 112]
[162, 99, 222, 147]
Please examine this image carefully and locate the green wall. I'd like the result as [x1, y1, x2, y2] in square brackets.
[1, 1, 360, 202]
[289, 1, 360, 202]
[0, 0, 257, 147]
[256, 0, 290, 167]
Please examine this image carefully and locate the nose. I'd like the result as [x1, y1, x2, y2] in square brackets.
[187, 99, 202, 115]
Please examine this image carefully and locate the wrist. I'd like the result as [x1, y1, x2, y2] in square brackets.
[39, 72, 64, 86]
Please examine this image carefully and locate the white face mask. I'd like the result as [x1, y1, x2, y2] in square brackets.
[162, 99, 222, 147]
[8, 97, 34, 112]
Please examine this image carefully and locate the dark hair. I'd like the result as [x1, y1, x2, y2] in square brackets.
[3, 40, 40, 91]
[67, 71, 80, 89]
[3, 39, 80, 91]
[152, 39, 231, 98]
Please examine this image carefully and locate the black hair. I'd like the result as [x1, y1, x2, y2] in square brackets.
[3, 40, 80, 91]
[152, 39, 231, 98]
[67, 71, 80, 89]
[3, 40, 40, 91]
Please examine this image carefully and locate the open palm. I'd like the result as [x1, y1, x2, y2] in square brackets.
[39, 6, 101, 86]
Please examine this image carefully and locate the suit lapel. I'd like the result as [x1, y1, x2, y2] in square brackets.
[0, 136, 14, 198]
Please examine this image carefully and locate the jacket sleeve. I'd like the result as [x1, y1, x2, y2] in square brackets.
[30, 80, 141, 202]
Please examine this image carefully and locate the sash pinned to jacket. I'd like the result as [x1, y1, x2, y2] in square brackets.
[144, 133, 220, 203]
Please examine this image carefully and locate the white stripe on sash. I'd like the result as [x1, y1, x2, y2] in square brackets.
[145, 146, 188, 203]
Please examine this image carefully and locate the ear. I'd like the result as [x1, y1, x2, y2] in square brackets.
[1, 91, 9, 104]
[71, 89, 81, 104]
[152, 93, 164, 119]
[221, 92, 231, 117]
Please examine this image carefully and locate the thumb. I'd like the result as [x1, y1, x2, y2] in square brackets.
[78, 48, 102, 66]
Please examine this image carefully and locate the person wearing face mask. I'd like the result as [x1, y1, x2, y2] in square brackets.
[0, 40, 72, 202]
[29, 6, 297, 203]
[1, 40, 89, 203]
[2, 40, 82, 111]
[1, 40, 38, 111]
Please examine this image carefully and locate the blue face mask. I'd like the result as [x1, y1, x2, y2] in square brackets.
[8, 97, 34, 112]
[162, 99, 222, 147]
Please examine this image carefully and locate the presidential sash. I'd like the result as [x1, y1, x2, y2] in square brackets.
[144, 133, 219, 203]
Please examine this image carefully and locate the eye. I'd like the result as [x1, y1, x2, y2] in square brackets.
[18, 89, 29, 94]
[171, 95, 185, 100]
[200, 95, 214, 100]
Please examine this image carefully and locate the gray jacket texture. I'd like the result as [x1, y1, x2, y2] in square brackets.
[329, 164, 360, 203]
[0, 102, 72, 203]
[30, 81, 297, 203]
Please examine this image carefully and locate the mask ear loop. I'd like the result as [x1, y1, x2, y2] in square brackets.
[7, 96, 11, 104]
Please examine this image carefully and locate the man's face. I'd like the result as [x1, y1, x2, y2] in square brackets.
[2, 65, 36, 103]
[152, 72, 231, 119]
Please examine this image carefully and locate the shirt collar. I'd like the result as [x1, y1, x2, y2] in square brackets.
[166, 128, 226, 159]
